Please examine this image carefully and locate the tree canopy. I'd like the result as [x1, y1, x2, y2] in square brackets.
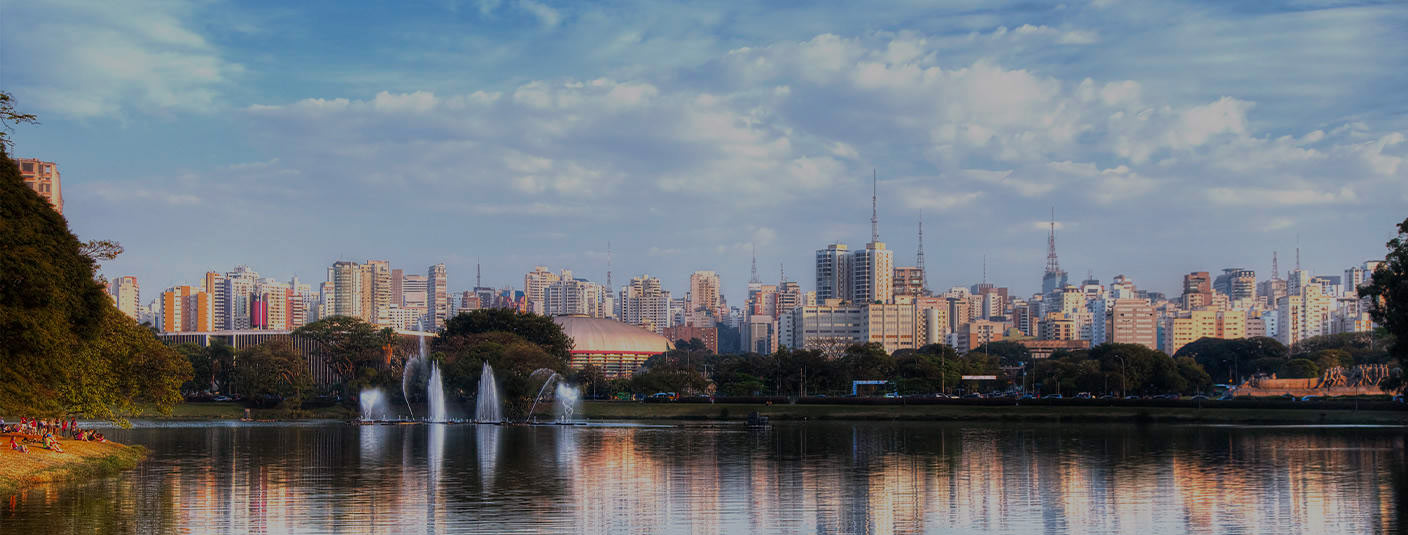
[1173, 336, 1288, 384]
[1361, 216, 1408, 360]
[231, 340, 313, 409]
[0, 142, 190, 418]
[440, 308, 573, 361]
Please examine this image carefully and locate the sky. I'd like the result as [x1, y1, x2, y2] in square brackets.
[4, 0, 1407, 305]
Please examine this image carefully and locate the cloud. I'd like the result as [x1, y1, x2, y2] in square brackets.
[1206, 186, 1358, 206]
[516, 0, 561, 27]
[7, 0, 239, 117]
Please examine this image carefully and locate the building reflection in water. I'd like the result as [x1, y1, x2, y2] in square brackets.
[0, 422, 1402, 534]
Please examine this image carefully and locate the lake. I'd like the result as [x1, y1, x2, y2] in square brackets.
[2, 420, 1402, 534]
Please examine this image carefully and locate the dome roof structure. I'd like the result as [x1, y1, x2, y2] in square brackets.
[551, 315, 672, 355]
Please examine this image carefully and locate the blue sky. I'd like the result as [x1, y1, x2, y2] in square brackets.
[5, 0, 1407, 304]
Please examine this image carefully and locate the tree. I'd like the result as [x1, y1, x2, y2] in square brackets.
[972, 341, 1032, 367]
[1174, 337, 1288, 384]
[1361, 216, 1408, 361]
[1280, 359, 1320, 379]
[842, 343, 895, 380]
[231, 341, 313, 408]
[1, 140, 190, 418]
[295, 315, 393, 386]
[441, 308, 574, 362]
[0, 91, 37, 150]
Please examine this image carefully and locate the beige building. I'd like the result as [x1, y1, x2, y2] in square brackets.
[955, 319, 1004, 354]
[1107, 298, 1157, 350]
[524, 266, 561, 315]
[1038, 314, 1077, 341]
[108, 276, 141, 320]
[863, 302, 918, 353]
[687, 270, 721, 321]
[852, 242, 894, 304]
[15, 158, 62, 214]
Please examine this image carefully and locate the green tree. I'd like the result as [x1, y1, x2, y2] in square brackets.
[231, 340, 313, 408]
[0, 91, 37, 150]
[1176, 357, 1213, 394]
[1279, 358, 1320, 379]
[1, 140, 190, 418]
[440, 309, 573, 363]
[1173, 336, 1288, 384]
[295, 315, 394, 386]
[842, 343, 895, 380]
[434, 330, 568, 419]
[1361, 216, 1408, 362]
[972, 341, 1032, 367]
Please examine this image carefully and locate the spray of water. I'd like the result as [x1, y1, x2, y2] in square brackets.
[475, 362, 502, 423]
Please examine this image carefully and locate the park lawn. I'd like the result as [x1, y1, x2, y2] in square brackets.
[0, 434, 146, 495]
[581, 401, 1408, 425]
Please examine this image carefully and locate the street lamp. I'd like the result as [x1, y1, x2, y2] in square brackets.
[1113, 355, 1127, 398]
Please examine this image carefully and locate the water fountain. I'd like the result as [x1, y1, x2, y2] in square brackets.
[526, 369, 562, 423]
[554, 383, 581, 423]
[359, 387, 389, 421]
[427, 361, 447, 423]
[475, 362, 502, 423]
[402, 332, 427, 420]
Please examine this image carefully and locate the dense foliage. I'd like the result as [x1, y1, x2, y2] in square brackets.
[1173, 337, 1288, 384]
[231, 341, 313, 409]
[294, 315, 395, 394]
[0, 144, 190, 418]
[175, 341, 235, 394]
[431, 310, 573, 418]
[1033, 344, 1211, 396]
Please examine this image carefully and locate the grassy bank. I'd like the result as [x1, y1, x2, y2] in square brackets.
[581, 400, 1408, 425]
[0, 436, 147, 495]
[127, 402, 356, 420]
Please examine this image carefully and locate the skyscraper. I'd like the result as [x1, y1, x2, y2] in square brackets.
[331, 261, 363, 319]
[815, 243, 852, 302]
[428, 263, 448, 328]
[620, 274, 672, 333]
[851, 243, 893, 304]
[687, 270, 721, 323]
[524, 266, 561, 314]
[225, 266, 260, 330]
[1213, 268, 1257, 302]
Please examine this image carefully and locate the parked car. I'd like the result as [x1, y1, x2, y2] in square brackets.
[1098, 394, 1117, 400]
[212, 395, 232, 402]
[1155, 394, 1180, 400]
[962, 393, 984, 399]
[1019, 394, 1036, 400]
[1075, 392, 1094, 399]
[1041, 394, 1063, 400]
[1299, 395, 1321, 402]
[1190, 395, 1210, 401]
[1124, 395, 1141, 400]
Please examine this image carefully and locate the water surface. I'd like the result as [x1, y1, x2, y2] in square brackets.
[2, 420, 1402, 534]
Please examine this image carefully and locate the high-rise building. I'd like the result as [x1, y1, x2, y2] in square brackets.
[202, 272, 227, 329]
[893, 266, 925, 297]
[367, 260, 393, 324]
[1213, 268, 1257, 302]
[331, 261, 363, 319]
[524, 266, 560, 315]
[403, 274, 428, 309]
[15, 158, 62, 214]
[1181, 272, 1213, 309]
[224, 266, 260, 330]
[815, 243, 852, 302]
[1277, 283, 1334, 349]
[428, 263, 448, 329]
[852, 242, 894, 304]
[775, 280, 804, 320]
[544, 271, 607, 318]
[108, 276, 141, 320]
[620, 275, 672, 333]
[390, 268, 405, 306]
[1107, 298, 1157, 349]
[687, 271, 721, 324]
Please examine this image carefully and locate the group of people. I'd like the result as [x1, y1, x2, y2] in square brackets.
[1, 416, 105, 455]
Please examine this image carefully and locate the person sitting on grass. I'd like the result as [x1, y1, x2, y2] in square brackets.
[10, 436, 28, 453]
[41, 432, 64, 453]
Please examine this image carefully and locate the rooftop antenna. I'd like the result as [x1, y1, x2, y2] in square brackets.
[750, 243, 760, 284]
[870, 169, 879, 244]
[916, 213, 926, 274]
[476, 257, 482, 288]
[1272, 251, 1280, 281]
[982, 254, 988, 285]
[1295, 234, 1301, 273]
[606, 241, 613, 290]
[779, 262, 785, 284]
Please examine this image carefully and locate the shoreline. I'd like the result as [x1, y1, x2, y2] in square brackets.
[131, 400, 1408, 426]
[0, 435, 147, 496]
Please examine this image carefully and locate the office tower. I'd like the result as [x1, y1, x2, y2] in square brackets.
[815, 243, 852, 302]
[428, 263, 448, 328]
[391, 268, 404, 306]
[1107, 298, 1157, 349]
[852, 243, 894, 304]
[202, 272, 227, 329]
[403, 274, 428, 309]
[620, 275, 672, 334]
[1214, 268, 1257, 302]
[367, 260, 393, 323]
[544, 271, 606, 317]
[15, 158, 62, 214]
[775, 280, 804, 320]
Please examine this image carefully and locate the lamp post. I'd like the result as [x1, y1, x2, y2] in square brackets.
[1113, 355, 1127, 398]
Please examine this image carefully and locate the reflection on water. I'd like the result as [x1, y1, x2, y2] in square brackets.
[1, 421, 1403, 534]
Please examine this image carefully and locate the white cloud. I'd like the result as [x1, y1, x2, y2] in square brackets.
[1206, 186, 1357, 206]
[9, 0, 239, 117]
[516, 0, 561, 27]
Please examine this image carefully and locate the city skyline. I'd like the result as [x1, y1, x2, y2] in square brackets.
[7, 1, 1406, 306]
